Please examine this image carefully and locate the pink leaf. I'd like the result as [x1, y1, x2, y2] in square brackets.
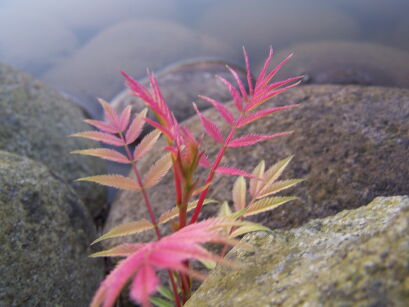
[122, 72, 154, 106]
[216, 166, 256, 178]
[84, 119, 118, 134]
[70, 131, 124, 146]
[134, 130, 162, 160]
[144, 118, 173, 140]
[193, 103, 224, 144]
[255, 53, 293, 91]
[238, 105, 299, 127]
[217, 75, 243, 111]
[253, 75, 303, 102]
[243, 47, 254, 96]
[163, 145, 178, 155]
[199, 95, 234, 125]
[255, 46, 273, 88]
[199, 153, 211, 168]
[130, 264, 159, 307]
[226, 65, 247, 101]
[143, 154, 172, 189]
[98, 98, 122, 132]
[247, 80, 302, 112]
[90, 218, 237, 307]
[119, 106, 132, 132]
[77, 175, 141, 191]
[228, 132, 293, 147]
[90, 250, 145, 307]
[125, 109, 147, 144]
[71, 148, 130, 164]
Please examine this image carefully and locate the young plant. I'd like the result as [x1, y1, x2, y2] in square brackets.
[72, 47, 303, 307]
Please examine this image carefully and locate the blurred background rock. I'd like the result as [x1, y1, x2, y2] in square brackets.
[1, 0, 408, 118]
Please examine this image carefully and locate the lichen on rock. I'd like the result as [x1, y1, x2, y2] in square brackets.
[186, 196, 409, 306]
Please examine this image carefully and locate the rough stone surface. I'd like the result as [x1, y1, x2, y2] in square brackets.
[111, 59, 248, 126]
[270, 41, 409, 88]
[0, 151, 104, 306]
[102, 85, 409, 249]
[185, 196, 409, 306]
[0, 61, 106, 212]
[42, 19, 232, 118]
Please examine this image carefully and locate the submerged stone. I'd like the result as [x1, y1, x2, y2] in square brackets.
[0, 151, 103, 306]
[42, 19, 232, 118]
[197, 0, 361, 66]
[271, 41, 409, 88]
[186, 196, 409, 306]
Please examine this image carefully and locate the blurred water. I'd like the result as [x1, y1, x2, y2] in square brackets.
[1, 0, 408, 118]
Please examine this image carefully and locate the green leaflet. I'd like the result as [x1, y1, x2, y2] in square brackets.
[230, 222, 271, 238]
[232, 176, 246, 211]
[255, 178, 304, 199]
[258, 156, 293, 195]
[157, 286, 174, 301]
[217, 201, 232, 217]
[199, 258, 217, 270]
[249, 160, 265, 197]
[151, 297, 174, 307]
[89, 243, 143, 257]
[91, 219, 153, 245]
[244, 196, 298, 217]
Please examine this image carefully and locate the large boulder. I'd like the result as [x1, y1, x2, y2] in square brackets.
[102, 85, 409, 249]
[196, 0, 361, 66]
[269, 41, 409, 88]
[42, 19, 232, 118]
[0, 151, 103, 306]
[111, 59, 248, 125]
[186, 196, 409, 306]
[0, 61, 106, 213]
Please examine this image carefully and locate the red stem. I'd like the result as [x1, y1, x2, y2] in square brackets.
[189, 113, 245, 224]
[120, 134, 181, 307]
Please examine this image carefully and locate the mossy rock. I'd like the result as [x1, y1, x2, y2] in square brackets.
[0, 61, 106, 213]
[186, 196, 409, 306]
[102, 85, 409, 249]
[0, 151, 104, 306]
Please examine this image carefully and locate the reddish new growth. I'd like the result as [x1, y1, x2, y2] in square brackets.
[72, 47, 303, 307]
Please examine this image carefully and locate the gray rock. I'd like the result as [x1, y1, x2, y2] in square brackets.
[102, 85, 409, 249]
[270, 41, 409, 88]
[186, 196, 409, 306]
[0, 61, 106, 213]
[0, 151, 104, 306]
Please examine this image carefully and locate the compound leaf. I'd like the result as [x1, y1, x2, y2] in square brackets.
[92, 219, 154, 244]
[244, 196, 297, 217]
[77, 175, 141, 191]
